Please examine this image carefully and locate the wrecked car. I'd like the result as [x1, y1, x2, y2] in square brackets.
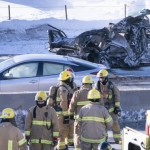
[47, 9, 150, 68]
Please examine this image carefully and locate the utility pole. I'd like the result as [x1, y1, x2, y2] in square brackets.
[124, 4, 127, 18]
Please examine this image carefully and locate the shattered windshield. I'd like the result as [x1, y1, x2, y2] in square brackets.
[0, 58, 15, 71]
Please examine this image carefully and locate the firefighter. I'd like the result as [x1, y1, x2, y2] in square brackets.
[0, 108, 27, 150]
[78, 89, 113, 150]
[64, 68, 78, 146]
[55, 70, 72, 150]
[69, 75, 97, 150]
[24, 91, 59, 150]
[98, 142, 115, 150]
[94, 69, 122, 144]
[65, 68, 78, 93]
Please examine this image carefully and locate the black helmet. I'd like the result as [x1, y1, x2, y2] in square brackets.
[98, 142, 114, 150]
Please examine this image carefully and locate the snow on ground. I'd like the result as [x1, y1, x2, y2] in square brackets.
[0, 0, 150, 54]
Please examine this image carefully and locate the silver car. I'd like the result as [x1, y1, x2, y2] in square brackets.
[0, 54, 106, 92]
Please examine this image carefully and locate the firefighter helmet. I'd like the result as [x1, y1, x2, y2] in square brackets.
[97, 69, 108, 78]
[58, 70, 71, 81]
[35, 91, 47, 101]
[82, 75, 93, 84]
[65, 68, 75, 78]
[0, 108, 15, 119]
[98, 142, 112, 150]
[88, 89, 101, 99]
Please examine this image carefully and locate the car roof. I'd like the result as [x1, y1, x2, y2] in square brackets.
[12, 54, 106, 69]
[13, 54, 75, 64]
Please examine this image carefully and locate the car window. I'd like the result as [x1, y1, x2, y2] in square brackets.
[3, 63, 38, 78]
[43, 62, 69, 75]
[0, 58, 15, 71]
[70, 61, 97, 72]
[71, 57, 98, 67]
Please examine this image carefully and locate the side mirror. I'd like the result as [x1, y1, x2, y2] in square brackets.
[4, 73, 13, 79]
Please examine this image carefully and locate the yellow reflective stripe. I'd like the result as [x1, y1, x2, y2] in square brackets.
[107, 94, 112, 99]
[80, 116, 104, 123]
[105, 116, 112, 123]
[8, 140, 12, 150]
[58, 141, 66, 146]
[78, 117, 82, 121]
[62, 111, 68, 116]
[113, 134, 121, 138]
[81, 136, 105, 143]
[75, 148, 81, 150]
[56, 97, 61, 102]
[69, 112, 74, 115]
[108, 107, 114, 112]
[68, 139, 73, 142]
[115, 102, 120, 107]
[56, 111, 62, 115]
[32, 120, 51, 126]
[77, 101, 89, 106]
[18, 138, 26, 146]
[25, 131, 30, 136]
[41, 140, 52, 144]
[53, 132, 59, 137]
[30, 139, 39, 143]
[30, 139, 52, 144]
[74, 115, 79, 120]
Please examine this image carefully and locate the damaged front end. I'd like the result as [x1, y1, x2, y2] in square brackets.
[47, 9, 150, 68]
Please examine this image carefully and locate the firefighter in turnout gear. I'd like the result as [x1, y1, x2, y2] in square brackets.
[65, 68, 78, 93]
[0, 108, 27, 150]
[64, 68, 78, 147]
[55, 70, 73, 150]
[24, 91, 59, 150]
[94, 69, 122, 144]
[69, 75, 98, 150]
[78, 89, 113, 150]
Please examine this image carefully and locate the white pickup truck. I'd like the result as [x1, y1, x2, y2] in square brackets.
[122, 110, 150, 150]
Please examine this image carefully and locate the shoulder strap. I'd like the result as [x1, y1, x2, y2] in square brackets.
[58, 84, 68, 91]
[108, 81, 113, 90]
[108, 81, 115, 104]
[97, 81, 101, 92]
[33, 106, 37, 118]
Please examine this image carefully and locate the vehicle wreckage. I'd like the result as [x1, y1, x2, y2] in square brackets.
[47, 9, 150, 68]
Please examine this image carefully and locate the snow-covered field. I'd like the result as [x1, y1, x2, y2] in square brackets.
[0, 0, 150, 54]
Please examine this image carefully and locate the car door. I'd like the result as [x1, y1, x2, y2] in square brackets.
[0, 62, 39, 92]
[39, 62, 70, 91]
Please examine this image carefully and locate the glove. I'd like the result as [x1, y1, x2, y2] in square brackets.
[63, 116, 69, 124]
[25, 136, 30, 142]
[53, 138, 58, 147]
[25, 136, 30, 146]
[70, 115, 74, 120]
[114, 107, 121, 116]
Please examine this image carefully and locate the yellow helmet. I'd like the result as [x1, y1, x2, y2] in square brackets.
[82, 75, 93, 84]
[58, 71, 71, 81]
[87, 89, 101, 99]
[0, 108, 15, 119]
[35, 91, 47, 101]
[97, 69, 108, 77]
